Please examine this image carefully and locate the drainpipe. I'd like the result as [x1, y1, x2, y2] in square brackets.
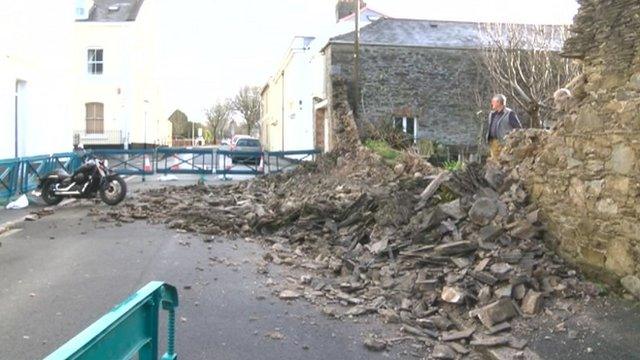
[14, 81, 18, 158]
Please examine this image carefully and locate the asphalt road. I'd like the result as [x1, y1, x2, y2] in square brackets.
[0, 202, 411, 360]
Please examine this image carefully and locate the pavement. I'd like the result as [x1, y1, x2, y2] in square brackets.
[1, 176, 639, 359]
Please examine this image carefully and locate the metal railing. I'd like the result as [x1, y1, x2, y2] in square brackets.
[156, 147, 214, 175]
[0, 158, 21, 200]
[265, 150, 320, 174]
[91, 149, 155, 176]
[0, 147, 319, 202]
[44, 281, 178, 360]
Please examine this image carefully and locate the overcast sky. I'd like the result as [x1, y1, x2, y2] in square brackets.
[157, 0, 579, 122]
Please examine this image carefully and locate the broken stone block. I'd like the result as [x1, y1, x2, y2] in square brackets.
[490, 263, 513, 276]
[449, 342, 470, 354]
[487, 346, 540, 360]
[620, 275, 640, 300]
[439, 199, 466, 220]
[486, 322, 511, 335]
[432, 344, 457, 359]
[468, 197, 498, 225]
[378, 308, 400, 323]
[278, 290, 301, 300]
[477, 224, 504, 243]
[402, 324, 438, 339]
[475, 258, 491, 272]
[442, 327, 475, 341]
[478, 286, 492, 304]
[363, 336, 387, 351]
[475, 299, 518, 327]
[521, 290, 543, 315]
[513, 284, 527, 300]
[435, 241, 477, 256]
[494, 284, 513, 299]
[428, 315, 454, 331]
[469, 270, 498, 286]
[470, 335, 510, 347]
[441, 286, 465, 304]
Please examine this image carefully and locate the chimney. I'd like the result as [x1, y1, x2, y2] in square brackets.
[75, 0, 94, 20]
[335, 0, 366, 23]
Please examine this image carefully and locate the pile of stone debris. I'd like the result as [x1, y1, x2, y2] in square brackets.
[94, 148, 593, 359]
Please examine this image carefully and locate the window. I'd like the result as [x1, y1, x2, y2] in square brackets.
[86, 102, 104, 134]
[393, 116, 418, 143]
[87, 49, 103, 74]
[236, 139, 261, 147]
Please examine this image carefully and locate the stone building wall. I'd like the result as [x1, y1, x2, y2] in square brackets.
[500, 0, 640, 282]
[326, 43, 489, 146]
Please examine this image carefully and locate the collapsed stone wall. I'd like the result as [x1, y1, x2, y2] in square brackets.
[500, 0, 640, 282]
[329, 78, 362, 154]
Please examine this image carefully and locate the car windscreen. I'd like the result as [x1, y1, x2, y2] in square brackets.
[236, 139, 260, 147]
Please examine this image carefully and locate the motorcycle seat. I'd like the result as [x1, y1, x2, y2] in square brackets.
[56, 169, 71, 180]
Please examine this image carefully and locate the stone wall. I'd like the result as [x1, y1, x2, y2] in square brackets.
[500, 0, 640, 282]
[326, 43, 489, 146]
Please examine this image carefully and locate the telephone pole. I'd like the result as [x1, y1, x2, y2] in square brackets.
[353, 0, 361, 115]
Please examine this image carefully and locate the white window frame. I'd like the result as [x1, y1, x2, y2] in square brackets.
[87, 48, 104, 75]
[394, 116, 418, 143]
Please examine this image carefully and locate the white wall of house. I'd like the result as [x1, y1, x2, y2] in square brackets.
[261, 36, 315, 152]
[0, 1, 75, 159]
[73, 1, 171, 148]
[260, 8, 384, 153]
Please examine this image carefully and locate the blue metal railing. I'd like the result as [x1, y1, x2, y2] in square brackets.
[265, 150, 320, 174]
[0, 158, 21, 200]
[216, 149, 264, 176]
[91, 149, 155, 176]
[0, 147, 319, 202]
[155, 147, 214, 175]
[45, 281, 178, 360]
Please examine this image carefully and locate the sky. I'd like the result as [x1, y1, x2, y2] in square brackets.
[157, 0, 580, 122]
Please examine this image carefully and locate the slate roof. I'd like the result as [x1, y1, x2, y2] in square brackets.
[330, 18, 566, 50]
[81, 0, 145, 22]
[330, 18, 488, 49]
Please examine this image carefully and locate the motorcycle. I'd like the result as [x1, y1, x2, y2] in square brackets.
[36, 157, 127, 206]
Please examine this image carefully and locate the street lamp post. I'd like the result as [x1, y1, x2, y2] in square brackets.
[143, 99, 149, 182]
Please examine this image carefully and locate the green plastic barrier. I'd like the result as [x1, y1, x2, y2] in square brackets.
[44, 281, 178, 360]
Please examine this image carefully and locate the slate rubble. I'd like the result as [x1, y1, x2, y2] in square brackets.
[95, 149, 589, 357]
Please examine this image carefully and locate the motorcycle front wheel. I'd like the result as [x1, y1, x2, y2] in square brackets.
[41, 180, 63, 206]
[100, 176, 127, 206]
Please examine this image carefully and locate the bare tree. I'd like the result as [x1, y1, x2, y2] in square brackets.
[205, 100, 232, 144]
[478, 23, 581, 128]
[231, 86, 261, 136]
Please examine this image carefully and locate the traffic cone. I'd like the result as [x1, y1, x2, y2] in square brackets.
[143, 155, 152, 172]
[170, 155, 180, 171]
[258, 155, 264, 173]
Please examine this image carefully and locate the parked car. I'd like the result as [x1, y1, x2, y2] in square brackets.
[230, 135, 253, 147]
[230, 137, 262, 165]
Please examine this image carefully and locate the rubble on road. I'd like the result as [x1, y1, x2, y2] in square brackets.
[93, 147, 591, 356]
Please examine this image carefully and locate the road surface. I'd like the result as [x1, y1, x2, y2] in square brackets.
[0, 200, 411, 359]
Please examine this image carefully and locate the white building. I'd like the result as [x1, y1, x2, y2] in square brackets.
[260, 5, 385, 152]
[0, 1, 76, 159]
[73, 0, 171, 149]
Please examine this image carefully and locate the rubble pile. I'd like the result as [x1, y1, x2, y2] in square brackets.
[96, 149, 588, 357]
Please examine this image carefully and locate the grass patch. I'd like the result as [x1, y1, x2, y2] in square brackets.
[443, 160, 464, 172]
[365, 140, 402, 162]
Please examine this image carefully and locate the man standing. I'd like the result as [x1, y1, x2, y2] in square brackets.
[486, 94, 522, 159]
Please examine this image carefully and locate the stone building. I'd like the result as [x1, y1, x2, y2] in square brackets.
[500, 0, 640, 283]
[322, 18, 493, 151]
